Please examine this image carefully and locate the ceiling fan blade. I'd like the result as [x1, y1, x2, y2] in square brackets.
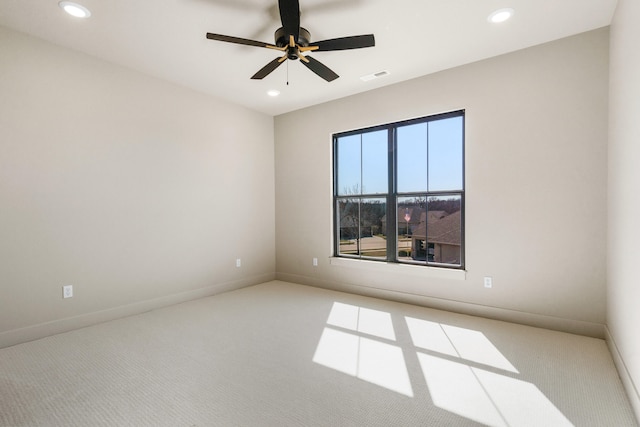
[278, 0, 300, 42]
[299, 56, 339, 82]
[251, 55, 287, 80]
[304, 34, 375, 52]
[206, 33, 281, 50]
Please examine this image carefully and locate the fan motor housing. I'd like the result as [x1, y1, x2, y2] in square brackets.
[275, 27, 311, 60]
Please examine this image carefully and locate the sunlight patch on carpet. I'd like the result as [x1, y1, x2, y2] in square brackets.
[327, 302, 396, 341]
[418, 353, 573, 427]
[405, 316, 518, 373]
[313, 327, 413, 397]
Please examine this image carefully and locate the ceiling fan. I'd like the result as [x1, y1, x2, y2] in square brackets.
[205, 0, 375, 82]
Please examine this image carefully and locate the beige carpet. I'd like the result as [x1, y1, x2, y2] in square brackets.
[0, 281, 637, 426]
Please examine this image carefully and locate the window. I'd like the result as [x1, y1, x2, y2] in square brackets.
[333, 110, 464, 268]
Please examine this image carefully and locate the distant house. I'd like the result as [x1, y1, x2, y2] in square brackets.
[410, 210, 461, 264]
[382, 207, 448, 236]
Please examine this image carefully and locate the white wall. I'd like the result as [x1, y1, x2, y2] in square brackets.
[0, 26, 275, 348]
[275, 28, 609, 337]
[607, 0, 640, 419]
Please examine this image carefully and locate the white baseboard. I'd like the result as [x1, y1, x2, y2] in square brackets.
[605, 326, 640, 424]
[276, 272, 606, 338]
[0, 273, 275, 349]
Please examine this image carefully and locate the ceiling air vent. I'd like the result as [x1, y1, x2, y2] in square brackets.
[360, 70, 390, 82]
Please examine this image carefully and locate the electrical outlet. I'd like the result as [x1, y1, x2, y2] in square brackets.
[236, 258, 241, 268]
[313, 258, 318, 267]
[484, 277, 493, 288]
[63, 285, 73, 299]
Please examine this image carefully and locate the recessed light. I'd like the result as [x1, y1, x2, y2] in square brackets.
[267, 90, 280, 97]
[488, 8, 514, 24]
[59, 1, 91, 18]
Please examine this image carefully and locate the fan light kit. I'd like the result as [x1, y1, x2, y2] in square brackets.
[488, 8, 514, 23]
[59, 1, 91, 18]
[206, 0, 375, 82]
[267, 90, 281, 97]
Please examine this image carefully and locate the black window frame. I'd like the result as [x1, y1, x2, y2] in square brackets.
[333, 110, 465, 269]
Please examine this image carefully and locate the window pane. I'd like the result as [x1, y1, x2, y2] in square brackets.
[426, 195, 462, 266]
[360, 198, 387, 259]
[397, 196, 427, 262]
[337, 134, 362, 196]
[429, 117, 463, 191]
[362, 131, 388, 194]
[397, 123, 428, 192]
[337, 198, 359, 255]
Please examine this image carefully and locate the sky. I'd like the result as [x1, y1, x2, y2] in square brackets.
[336, 116, 463, 196]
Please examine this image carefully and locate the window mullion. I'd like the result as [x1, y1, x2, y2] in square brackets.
[425, 122, 430, 266]
[357, 198, 362, 256]
[386, 127, 397, 261]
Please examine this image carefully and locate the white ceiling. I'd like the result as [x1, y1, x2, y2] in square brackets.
[0, 0, 617, 116]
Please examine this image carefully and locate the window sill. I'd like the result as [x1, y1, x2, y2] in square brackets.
[329, 257, 466, 281]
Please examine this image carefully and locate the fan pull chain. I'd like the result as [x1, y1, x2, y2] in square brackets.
[286, 60, 289, 86]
